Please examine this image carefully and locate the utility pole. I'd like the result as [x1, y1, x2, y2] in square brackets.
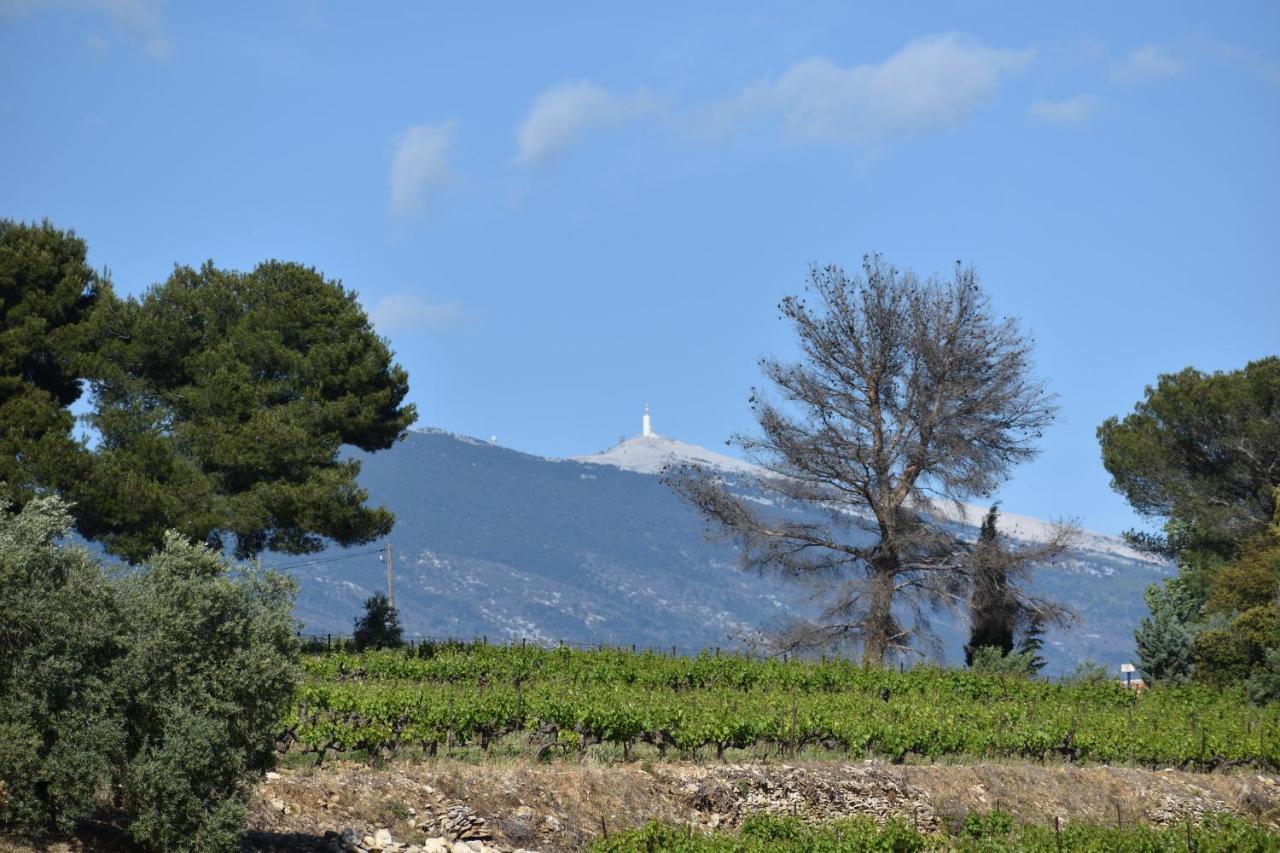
[384, 541, 395, 610]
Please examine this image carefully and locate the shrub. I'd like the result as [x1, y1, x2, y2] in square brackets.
[0, 497, 299, 851]
[969, 646, 1039, 678]
[1067, 660, 1111, 685]
[1247, 647, 1280, 705]
[113, 533, 300, 851]
[0, 497, 124, 833]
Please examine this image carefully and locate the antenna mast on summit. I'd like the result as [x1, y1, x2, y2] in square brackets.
[642, 403, 652, 437]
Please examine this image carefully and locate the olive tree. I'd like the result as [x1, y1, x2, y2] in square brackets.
[0, 496, 299, 852]
[666, 255, 1056, 666]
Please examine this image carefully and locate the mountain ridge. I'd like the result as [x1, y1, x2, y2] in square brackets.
[283, 428, 1171, 673]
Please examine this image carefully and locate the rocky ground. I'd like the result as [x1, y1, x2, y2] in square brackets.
[246, 760, 1278, 852]
[4, 761, 1277, 852]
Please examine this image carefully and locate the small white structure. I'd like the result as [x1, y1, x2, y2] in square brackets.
[642, 403, 652, 438]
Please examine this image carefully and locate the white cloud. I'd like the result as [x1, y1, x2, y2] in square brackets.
[728, 34, 1035, 145]
[1110, 45, 1183, 83]
[1027, 94, 1099, 125]
[1196, 38, 1280, 90]
[2, 0, 170, 57]
[388, 121, 456, 216]
[368, 293, 462, 334]
[515, 81, 655, 167]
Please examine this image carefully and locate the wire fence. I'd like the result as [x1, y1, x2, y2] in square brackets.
[298, 631, 740, 658]
[294, 631, 939, 669]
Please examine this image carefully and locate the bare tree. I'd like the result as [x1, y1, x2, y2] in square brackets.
[964, 504, 1077, 668]
[665, 255, 1058, 667]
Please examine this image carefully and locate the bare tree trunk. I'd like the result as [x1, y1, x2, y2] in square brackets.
[861, 556, 897, 667]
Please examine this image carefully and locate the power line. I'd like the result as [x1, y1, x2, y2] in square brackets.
[259, 547, 384, 572]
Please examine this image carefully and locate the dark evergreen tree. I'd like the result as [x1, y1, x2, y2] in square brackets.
[1015, 613, 1048, 675]
[965, 506, 1017, 663]
[353, 592, 402, 650]
[963, 504, 1073, 668]
[1098, 357, 1279, 557]
[1133, 578, 1197, 684]
[74, 260, 416, 561]
[0, 220, 108, 509]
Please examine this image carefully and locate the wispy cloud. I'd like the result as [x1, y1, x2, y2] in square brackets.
[1028, 94, 1100, 125]
[388, 121, 456, 216]
[1, 0, 171, 57]
[368, 293, 462, 334]
[1197, 38, 1280, 90]
[1110, 45, 1183, 83]
[514, 81, 655, 167]
[725, 34, 1035, 146]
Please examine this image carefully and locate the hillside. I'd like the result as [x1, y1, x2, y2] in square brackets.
[283, 429, 1171, 674]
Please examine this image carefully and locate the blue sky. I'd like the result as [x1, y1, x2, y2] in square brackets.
[3, 2, 1277, 537]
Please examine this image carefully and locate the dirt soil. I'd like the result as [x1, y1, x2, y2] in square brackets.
[5, 761, 1278, 852]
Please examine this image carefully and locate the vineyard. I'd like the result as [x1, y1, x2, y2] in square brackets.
[590, 812, 1280, 852]
[286, 643, 1280, 769]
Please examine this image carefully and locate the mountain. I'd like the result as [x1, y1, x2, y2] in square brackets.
[283, 428, 1172, 674]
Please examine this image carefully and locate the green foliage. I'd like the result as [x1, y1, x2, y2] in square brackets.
[1016, 616, 1048, 674]
[968, 646, 1039, 678]
[112, 533, 300, 851]
[1194, 605, 1280, 688]
[961, 809, 1015, 838]
[73, 258, 417, 561]
[353, 592, 403, 651]
[1247, 647, 1280, 705]
[1134, 579, 1197, 684]
[1098, 356, 1280, 556]
[290, 644, 1279, 769]
[0, 497, 123, 833]
[1066, 660, 1111, 685]
[591, 812, 1280, 852]
[0, 497, 300, 851]
[964, 505, 1066, 673]
[966, 506, 1016, 663]
[1205, 534, 1280, 616]
[0, 220, 108, 509]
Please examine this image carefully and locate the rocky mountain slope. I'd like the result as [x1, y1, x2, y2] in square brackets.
[283, 429, 1171, 674]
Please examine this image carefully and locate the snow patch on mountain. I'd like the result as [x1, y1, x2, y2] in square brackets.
[572, 433, 762, 476]
[572, 431, 1164, 570]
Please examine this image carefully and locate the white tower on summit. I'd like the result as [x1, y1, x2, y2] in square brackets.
[642, 403, 652, 438]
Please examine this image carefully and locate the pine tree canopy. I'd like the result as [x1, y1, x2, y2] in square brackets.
[0, 220, 105, 508]
[1097, 357, 1280, 556]
[69, 259, 417, 561]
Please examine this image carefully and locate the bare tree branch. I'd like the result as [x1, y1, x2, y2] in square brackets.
[664, 255, 1057, 666]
